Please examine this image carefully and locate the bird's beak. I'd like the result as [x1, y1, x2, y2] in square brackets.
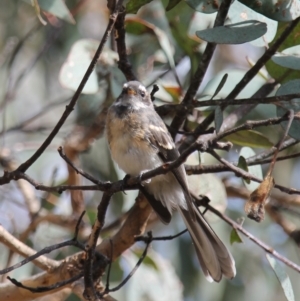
[126, 87, 136, 95]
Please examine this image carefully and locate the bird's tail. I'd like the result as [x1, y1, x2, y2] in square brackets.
[178, 205, 236, 282]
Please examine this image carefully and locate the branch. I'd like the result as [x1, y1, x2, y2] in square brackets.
[0, 225, 58, 272]
[181, 17, 300, 149]
[0, 211, 85, 275]
[0, 0, 124, 186]
[115, 8, 137, 81]
[84, 192, 112, 300]
[170, 0, 233, 134]
[204, 201, 300, 273]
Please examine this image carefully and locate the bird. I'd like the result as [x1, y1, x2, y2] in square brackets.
[105, 80, 236, 282]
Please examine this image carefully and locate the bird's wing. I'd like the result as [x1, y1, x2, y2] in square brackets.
[146, 114, 195, 221]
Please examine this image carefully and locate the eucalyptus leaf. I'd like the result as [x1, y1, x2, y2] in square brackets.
[272, 45, 300, 70]
[133, 250, 159, 270]
[230, 228, 243, 244]
[126, 0, 154, 13]
[211, 73, 228, 99]
[38, 0, 75, 24]
[237, 155, 249, 184]
[196, 20, 267, 44]
[126, 17, 176, 70]
[214, 106, 223, 133]
[276, 79, 300, 140]
[266, 23, 300, 83]
[239, 147, 263, 192]
[239, 0, 300, 22]
[224, 130, 273, 148]
[59, 39, 99, 94]
[59, 40, 118, 94]
[186, 0, 223, 14]
[266, 254, 295, 301]
[166, 0, 183, 11]
[228, 1, 277, 47]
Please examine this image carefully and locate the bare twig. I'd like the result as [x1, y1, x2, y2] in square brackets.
[0, 0, 123, 186]
[203, 201, 300, 273]
[114, 8, 137, 81]
[0, 225, 59, 272]
[0, 212, 85, 275]
[170, 0, 233, 135]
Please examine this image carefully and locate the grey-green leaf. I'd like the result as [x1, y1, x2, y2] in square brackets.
[126, 0, 154, 13]
[239, 147, 263, 192]
[228, 1, 277, 47]
[196, 20, 267, 44]
[239, 0, 300, 22]
[266, 254, 295, 301]
[237, 156, 249, 183]
[38, 0, 75, 24]
[272, 46, 300, 70]
[276, 79, 300, 141]
[214, 106, 223, 133]
[186, 0, 223, 14]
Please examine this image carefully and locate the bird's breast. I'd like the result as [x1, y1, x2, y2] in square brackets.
[106, 110, 160, 176]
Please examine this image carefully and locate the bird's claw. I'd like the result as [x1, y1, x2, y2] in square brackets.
[121, 174, 131, 195]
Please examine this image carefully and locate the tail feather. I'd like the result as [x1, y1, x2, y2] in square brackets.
[179, 206, 236, 282]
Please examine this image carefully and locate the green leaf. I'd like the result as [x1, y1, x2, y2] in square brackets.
[237, 156, 249, 183]
[196, 20, 267, 44]
[186, 0, 223, 14]
[166, 2, 201, 75]
[239, 0, 300, 22]
[38, 0, 75, 24]
[126, 0, 154, 13]
[59, 39, 99, 94]
[266, 254, 295, 301]
[133, 250, 159, 270]
[239, 147, 263, 192]
[104, 258, 124, 283]
[228, 1, 278, 47]
[162, 85, 182, 103]
[200, 70, 266, 100]
[224, 130, 273, 148]
[230, 228, 243, 244]
[126, 17, 176, 70]
[59, 40, 118, 94]
[211, 73, 228, 99]
[266, 22, 300, 83]
[272, 45, 300, 70]
[166, 0, 183, 11]
[86, 207, 97, 225]
[214, 106, 223, 133]
[276, 79, 300, 141]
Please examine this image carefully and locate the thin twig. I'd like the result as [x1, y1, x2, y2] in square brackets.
[204, 202, 300, 273]
[7, 273, 84, 293]
[101, 232, 153, 296]
[0, 0, 123, 186]
[135, 229, 188, 242]
[170, 0, 233, 135]
[0, 212, 86, 275]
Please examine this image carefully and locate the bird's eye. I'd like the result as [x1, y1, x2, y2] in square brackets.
[140, 91, 145, 97]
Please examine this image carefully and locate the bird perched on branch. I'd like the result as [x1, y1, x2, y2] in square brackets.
[106, 80, 236, 282]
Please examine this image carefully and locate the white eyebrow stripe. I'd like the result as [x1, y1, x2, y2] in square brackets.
[123, 83, 128, 88]
[138, 84, 146, 92]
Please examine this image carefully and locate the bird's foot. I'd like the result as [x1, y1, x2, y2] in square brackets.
[121, 174, 131, 194]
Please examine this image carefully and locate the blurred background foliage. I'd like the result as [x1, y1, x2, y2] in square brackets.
[1, 0, 300, 301]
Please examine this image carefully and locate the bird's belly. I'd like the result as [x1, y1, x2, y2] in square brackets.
[110, 134, 160, 176]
